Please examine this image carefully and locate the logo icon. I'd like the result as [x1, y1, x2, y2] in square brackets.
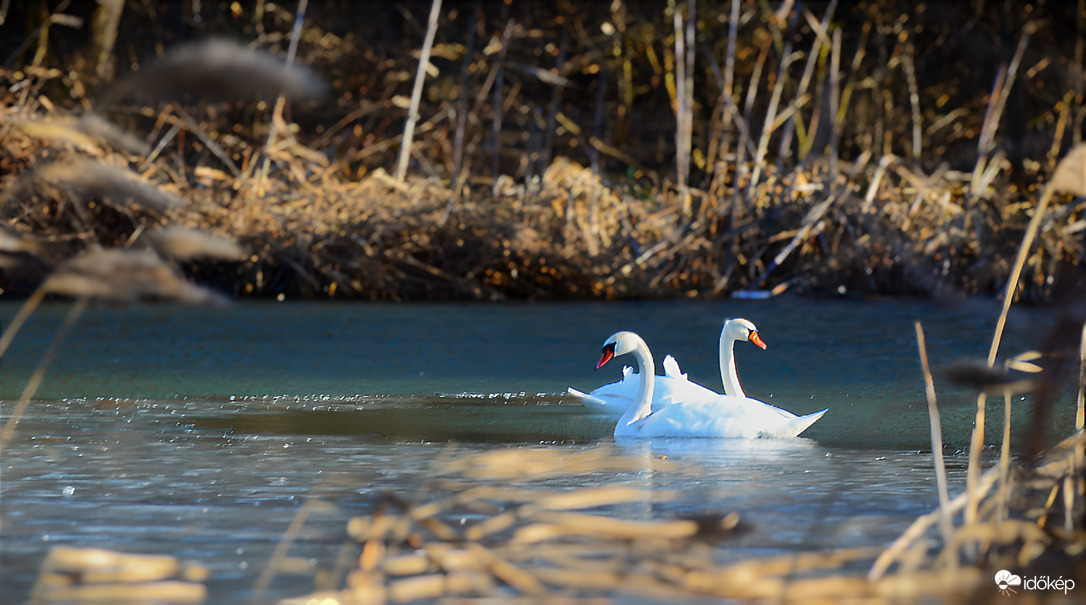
[995, 570, 1022, 595]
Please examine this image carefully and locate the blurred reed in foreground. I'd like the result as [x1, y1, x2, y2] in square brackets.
[265, 432, 1083, 603]
[29, 546, 208, 604]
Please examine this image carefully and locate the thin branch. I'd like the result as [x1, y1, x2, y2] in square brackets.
[396, 0, 444, 182]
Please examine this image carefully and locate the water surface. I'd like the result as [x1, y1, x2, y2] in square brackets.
[0, 298, 1071, 602]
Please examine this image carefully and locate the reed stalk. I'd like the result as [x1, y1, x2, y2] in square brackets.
[980, 27, 1031, 158]
[747, 6, 799, 200]
[0, 295, 88, 453]
[835, 18, 869, 163]
[869, 465, 1000, 581]
[827, 28, 842, 172]
[250, 499, 337, 603]
[786, 0, 835, 161]
[541, 24, 568, 170]
[0, 284, 48, 362]
[489, 17, 514, 197]
[722, 0, 739, 129]
[1078, 323, 1086, 507]
[1078, 322, 1086, 431]
[966, 178, 1060, 524]
[1049, 90, 1075, 167]
[1075, 0, 1086, 147]
[395, 0, 443, 182]
[719, 36, 768, 283]
[968, 28, 1029, 203]
[670, 0, 695, 219]
[684, 0, 696, 162]
[587, 65, 606, 257]
[139, 109, 181, 172]
[175, 104, 242, 178]
[440, 2, 478, 227]
[901, 42, 921, 162]
[914, 322, 953, 545]
[997, 390, 1013, 522]
[255, 0, 308, 190]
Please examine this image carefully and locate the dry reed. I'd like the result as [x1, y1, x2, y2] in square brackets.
[915, 321, 953, 546]
[96, 38, 327, 107]
[4, 3, 1086, 302]
[29, 546, 208, 604]
[394, 0, 443, 183]
[275, 428, 1084, 604]
[965, 143, 1086, 525]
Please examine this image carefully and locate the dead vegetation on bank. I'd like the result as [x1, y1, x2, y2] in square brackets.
[1, 1, 1086, 301]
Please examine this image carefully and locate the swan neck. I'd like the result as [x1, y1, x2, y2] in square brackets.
[622, 338, 655, 425]
[719, 333, 745, 398]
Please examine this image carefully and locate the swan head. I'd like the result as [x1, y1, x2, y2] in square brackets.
[597, 331, 641, 369]
[723, 318, 767, 350]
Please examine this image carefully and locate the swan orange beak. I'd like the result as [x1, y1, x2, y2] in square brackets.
[596, 344, 616, 369]
[749, 331, 767, 349]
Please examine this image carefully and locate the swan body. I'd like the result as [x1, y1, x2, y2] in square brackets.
[578, 329, 826, 438]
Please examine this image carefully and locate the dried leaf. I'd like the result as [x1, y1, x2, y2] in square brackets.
[1006, 350, 1044, 373]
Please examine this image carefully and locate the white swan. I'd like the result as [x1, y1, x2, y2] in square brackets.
[567, 318, 768, 410]
[719, 318, 766, 397]
[587, 331, 826, 438]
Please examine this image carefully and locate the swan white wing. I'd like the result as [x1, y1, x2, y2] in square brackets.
[570, 373, 720, 416]
[716, 398, 827, 438]
[565, 387, 610, 407]
[614, 393, 827, 438]
[661, 355, 687, 379]
[780, 407, 828, 437]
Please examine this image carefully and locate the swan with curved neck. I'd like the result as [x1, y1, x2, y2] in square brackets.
[568, 318, 768, 409]
[596, 331, 657, 426]
[719, 318, 767, 397]
[588, 330, 826, 438]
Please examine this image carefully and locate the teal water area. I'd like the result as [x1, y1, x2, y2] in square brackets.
[0, 297, 1066, 446]
[0, 297, 1076, 602]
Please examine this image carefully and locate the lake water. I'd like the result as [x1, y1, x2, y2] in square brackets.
[0, 297, 1073, 602]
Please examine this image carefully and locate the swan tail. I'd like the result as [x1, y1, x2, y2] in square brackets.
[566, 387, 609, 407]
[784, 408, 828, 437]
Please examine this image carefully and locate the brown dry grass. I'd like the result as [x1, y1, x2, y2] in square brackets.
[262, 433, 1085, 604]
[2, 2, 1086, 302]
